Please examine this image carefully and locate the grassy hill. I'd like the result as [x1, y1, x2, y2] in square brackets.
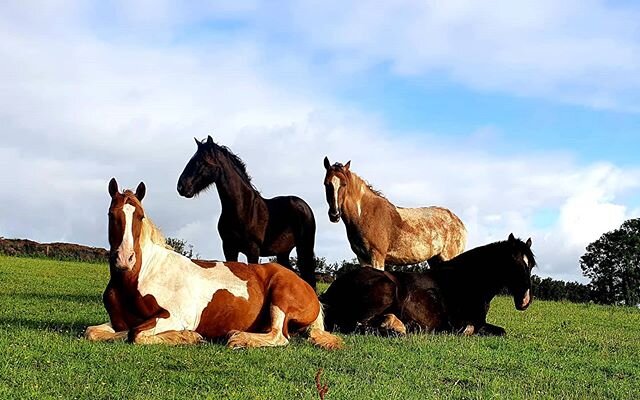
[0, 255, 638, 399]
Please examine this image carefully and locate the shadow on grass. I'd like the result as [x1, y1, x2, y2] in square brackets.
[0, 315, 94, 337]
[5, 292, 101, 304]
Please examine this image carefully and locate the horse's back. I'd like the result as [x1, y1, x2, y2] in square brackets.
[321, 268, 396, 332]
[265, 195, 315, 226]
[389, 206, 466, 263]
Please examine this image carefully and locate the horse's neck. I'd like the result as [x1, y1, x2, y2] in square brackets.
[137, 240, 186, 282]
[214, 160, 262, 218]
[342, 174, 389, 221]
[435, 255, 505, 301]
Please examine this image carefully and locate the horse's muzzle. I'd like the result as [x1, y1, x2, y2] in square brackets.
[177, 182, 194, 198]
[328, 211, 341, 223]
[112, 250, 136, 271]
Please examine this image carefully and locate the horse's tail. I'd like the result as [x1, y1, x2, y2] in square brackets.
[306, 304, 343, 350]
[292, 197, 317, 289]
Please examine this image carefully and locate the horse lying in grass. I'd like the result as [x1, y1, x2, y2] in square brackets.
[85, 178, 342, 349]
[323, 157, 466, 270]
[321, 234, 535, 336]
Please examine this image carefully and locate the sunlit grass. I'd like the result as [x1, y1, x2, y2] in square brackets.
[1, 255, 638, 399]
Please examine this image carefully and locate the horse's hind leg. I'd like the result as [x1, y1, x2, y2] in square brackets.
[295, 232, 317, 289]
[226, 305, 290, 349]
[85, 323, 127, 342]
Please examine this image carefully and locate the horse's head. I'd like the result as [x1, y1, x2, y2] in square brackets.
[108, 178, 146, 272]
[177, 135, 221, 198]
[504, 233, 535, 311]
[323, 156, 351, 223]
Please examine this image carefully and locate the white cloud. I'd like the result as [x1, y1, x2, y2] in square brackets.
[0, 2, 639, 283]
[264, 0, 640, 111]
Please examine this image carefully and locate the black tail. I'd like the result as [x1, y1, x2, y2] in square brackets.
[293, 197, 317, 289]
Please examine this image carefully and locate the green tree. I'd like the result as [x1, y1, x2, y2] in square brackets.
[580, 218, 640, 306]
[165, 237, 197, 259]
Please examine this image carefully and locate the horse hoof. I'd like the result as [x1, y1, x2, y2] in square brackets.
[380, 314, 407, 336]
[462, 325, 475, 336]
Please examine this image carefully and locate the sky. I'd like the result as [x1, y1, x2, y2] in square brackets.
[1, 0, 640, 282]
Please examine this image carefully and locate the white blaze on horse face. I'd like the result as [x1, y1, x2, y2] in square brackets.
[331, 176, 341, 212]
[523, 254, 529, 267]
[116, 204, 136, 270]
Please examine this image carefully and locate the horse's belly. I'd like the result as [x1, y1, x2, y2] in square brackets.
[386, 241, 434, 265]
[262, 229, 295, 255]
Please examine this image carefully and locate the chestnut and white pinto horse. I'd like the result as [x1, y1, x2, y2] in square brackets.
[85, 178, 342, 349]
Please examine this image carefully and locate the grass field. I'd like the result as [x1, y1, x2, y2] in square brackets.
[1, 255, 639, 399]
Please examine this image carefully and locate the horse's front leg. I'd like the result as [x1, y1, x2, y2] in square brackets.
[86, 285, 129, 342]
[276, 252, 292, 269]
[129, 315, 204, 345]
[222, 240, 239, 262]
[85, 322, 128, 342]
[244, 242, 261, 264]
[378, 314, 407, 336]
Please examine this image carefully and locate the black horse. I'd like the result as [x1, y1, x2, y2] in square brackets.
[177, 136, 318, 288]
[321, 234, 535, 336]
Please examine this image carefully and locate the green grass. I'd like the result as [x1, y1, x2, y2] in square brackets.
[1, 255, 639, 399]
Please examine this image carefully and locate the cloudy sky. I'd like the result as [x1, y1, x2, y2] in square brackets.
[2, 1, 639, 282]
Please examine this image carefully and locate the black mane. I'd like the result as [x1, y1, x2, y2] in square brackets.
[213, 143, 259, 192]
[442, 237, 536, 271]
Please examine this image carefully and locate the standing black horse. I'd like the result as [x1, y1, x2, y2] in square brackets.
[321, 234, 535, 336]
[177, 136, 318, 288]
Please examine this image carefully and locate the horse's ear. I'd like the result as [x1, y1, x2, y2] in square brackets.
[344, 160, 351, 170]
[135, 182, 146, 201]
[324, 156, 331, 170]
[108, 178, 119, 197]
[207, 135, 214, 145]
[526, 237, 532, 248]
[195, 137, 202, 148]
[508, 233, 515, 242]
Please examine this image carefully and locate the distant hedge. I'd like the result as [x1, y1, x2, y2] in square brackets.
[0, 238, 108, 263]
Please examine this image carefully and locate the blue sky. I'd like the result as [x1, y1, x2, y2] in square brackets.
[1, 0, 639, 281]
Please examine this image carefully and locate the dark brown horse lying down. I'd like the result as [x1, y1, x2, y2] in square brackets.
[85, 179, 342, 349]
[321, 234, 535, 336]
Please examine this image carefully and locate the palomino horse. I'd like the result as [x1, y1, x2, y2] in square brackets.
[323, 157, 466, 269]
[321, 234, 535, 336]
[177, 136, 318, 289]
[85, 178, 341, 349]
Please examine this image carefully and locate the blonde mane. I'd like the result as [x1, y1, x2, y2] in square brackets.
[349, 171, 388, 202]
[141, 217, 170, 248]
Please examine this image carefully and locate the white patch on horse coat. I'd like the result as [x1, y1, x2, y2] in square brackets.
[137, 248, 249, 334]
[331, 176, 341, 212]
[386, 207, 443, 264]
[523, 254, 529, 267]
